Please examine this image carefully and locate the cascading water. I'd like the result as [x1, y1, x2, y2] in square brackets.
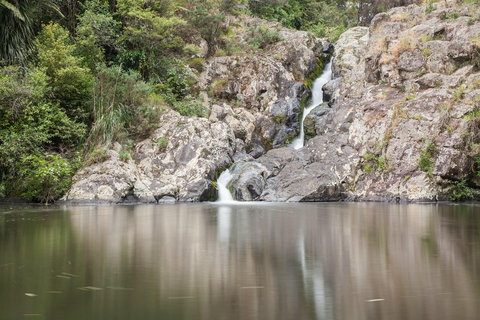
[216, 169, 235, 203]
[290, 58, 333, 150]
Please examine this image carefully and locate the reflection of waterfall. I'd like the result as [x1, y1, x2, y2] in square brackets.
[290, 59, 333, 150]
[298, 233, 332, 320]
[216, 169, 235, 203]
[217, 206, 232, 243]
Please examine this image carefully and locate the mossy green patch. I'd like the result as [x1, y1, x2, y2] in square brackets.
[303, 53, 332, 91]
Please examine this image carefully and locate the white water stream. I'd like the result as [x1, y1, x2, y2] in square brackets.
[216, 169, 236, 203]
[290, 59, 333, 150]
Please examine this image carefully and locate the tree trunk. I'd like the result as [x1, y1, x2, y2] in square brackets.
[108, 0, 116, 13]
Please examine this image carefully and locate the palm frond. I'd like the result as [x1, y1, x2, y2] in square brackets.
[0, 0, 25, 21]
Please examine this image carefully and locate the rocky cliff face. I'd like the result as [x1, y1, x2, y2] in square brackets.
[65, 2, 480, 203]
[229, 0, 480, 202]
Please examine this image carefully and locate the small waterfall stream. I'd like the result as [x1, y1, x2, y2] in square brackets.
[290, 59, 333, 150]
[216, 169, 235, 203]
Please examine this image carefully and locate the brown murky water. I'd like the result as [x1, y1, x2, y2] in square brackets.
[1, 203, 480, 320]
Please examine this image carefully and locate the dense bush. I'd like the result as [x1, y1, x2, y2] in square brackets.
[36, 22, 93, 124]
[75, 0, 121, 71]
[0, 65, 86, 201]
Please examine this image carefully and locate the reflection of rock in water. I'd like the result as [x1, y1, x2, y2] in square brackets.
[68, 204, 480, 320]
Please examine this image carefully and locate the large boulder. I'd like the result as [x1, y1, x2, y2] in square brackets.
[65, 110, 235, 203]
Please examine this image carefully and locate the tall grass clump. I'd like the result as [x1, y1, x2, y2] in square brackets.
[84, 64, 166, 150]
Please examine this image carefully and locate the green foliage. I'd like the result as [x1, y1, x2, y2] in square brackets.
[220, 0, 248, 14]
[378, 156, 387, 171]
[173, 95, 207, 117]
[450, 179, 472, 201]
[417, 140, 438, 178]
[464, 106, 480, 119]
[85, 64, 165, 148]
[221, 37, 247, 56]
[0, 0, 64, 64]
[116, 0, 185, 78]
[189, 57, 205, 73]
[187, 3, 226, 57]
[86, 147, 110, 165]
[426, 0, 437, 14]
[276, 114, 286, 123]
[453, 85, 465, 101]
[0, 66, 87, 147]
[247, 22, 284, 50]
[0, 1, 34, 64]
[75, 0, 121, 71]
[209, 79, 227, 97]
[36, 22, 93, 123]
[184, 44, 201, 56]
[0, 64, 86, 201]
[118, 150, 131, 162]
[248, 0, 355, 42]
[363, 153, 389, 173]
[441, 12, 460, 20]
[304, 54, 330, 90]
[155, 137, 168, 150]
[20, 154, 79, 203]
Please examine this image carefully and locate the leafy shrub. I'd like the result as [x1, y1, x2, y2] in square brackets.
[187, 4, 226, 57]
[363, 153, 389, 173]
[118, 150, 131, 162]
[189, 57, 205, 73]
[75, 0, 121, 71]
[20, 154, 79, 203]
[36, 22, 93, 124]
[418, 140, 438, 178]
[156, 137, 168, 150]
[184, 44, 201, 56]
[173, 95, 208, 117]
[116, 0, 185, 78]
[247, 23, 284, 50]
[221, 37, 247, 55]
[0, 64, 86, 201]
[85, 148, 110, 166]
[450, 179, 472, 201]
[426, 1, 437, 14]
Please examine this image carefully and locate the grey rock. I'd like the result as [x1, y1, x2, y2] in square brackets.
[323, 78, 342, 105]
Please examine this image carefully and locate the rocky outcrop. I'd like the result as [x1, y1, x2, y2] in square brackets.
[198, 16, 331, 155]
[66, 2, 480, 203]
[224, 1, 480, 202]
[65, 110, 235, 203]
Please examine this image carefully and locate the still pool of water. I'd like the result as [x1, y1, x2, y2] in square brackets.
[1, 202, 480, 320]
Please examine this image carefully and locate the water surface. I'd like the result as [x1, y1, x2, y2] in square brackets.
[1, 203, 480, 320]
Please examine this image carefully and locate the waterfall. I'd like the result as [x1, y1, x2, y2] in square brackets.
[216, 169, 235, 203]
[290, 59, 333, 150]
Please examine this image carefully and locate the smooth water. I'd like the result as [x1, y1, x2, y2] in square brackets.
[2, 203, 480, 320]
[291, 59, 333, 150]
[216, 169, 235, 203]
